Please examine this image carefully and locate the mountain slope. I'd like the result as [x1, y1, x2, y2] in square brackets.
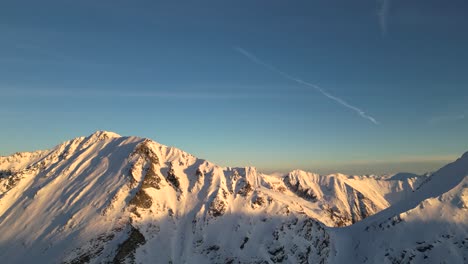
[283, 170, 427, 226]
[331, 152, 468, 263]
[0, 131, 466, 263]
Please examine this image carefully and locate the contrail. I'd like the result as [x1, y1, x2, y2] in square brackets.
[377, 0, 391, 36]
[234, 47, 379, 125]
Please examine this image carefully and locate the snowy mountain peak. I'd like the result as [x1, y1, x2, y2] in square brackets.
[0, 133, 466, 263]
[88, 130, 122, 140]
[460, 150, 468, 160]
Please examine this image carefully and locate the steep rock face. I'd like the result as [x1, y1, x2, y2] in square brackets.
[282, 170, 424, 226]
[0, 131, 466, 264]
[0, 132, 335, 263]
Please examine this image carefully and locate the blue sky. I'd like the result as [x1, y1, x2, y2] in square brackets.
[1, 0, 468, 174]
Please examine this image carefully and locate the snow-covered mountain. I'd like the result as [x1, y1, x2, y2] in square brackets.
[0, 131, 466, 263]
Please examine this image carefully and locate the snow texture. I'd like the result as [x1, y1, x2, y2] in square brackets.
[0, 131, 466, 263]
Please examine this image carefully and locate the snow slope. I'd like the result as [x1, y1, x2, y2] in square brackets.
[331, 152, 468, 263]
[0, 131, 465, 263]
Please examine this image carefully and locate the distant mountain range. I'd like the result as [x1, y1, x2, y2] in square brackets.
[0, 131, 466, 263]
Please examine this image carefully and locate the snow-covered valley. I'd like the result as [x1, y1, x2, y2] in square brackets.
[0, 131, 466, 263]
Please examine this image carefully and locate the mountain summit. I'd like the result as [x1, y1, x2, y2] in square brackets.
[0, 132, 466, 263]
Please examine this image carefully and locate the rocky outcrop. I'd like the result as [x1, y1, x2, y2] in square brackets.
[113, 226, 146, 264]
[1, 131, 465, 264]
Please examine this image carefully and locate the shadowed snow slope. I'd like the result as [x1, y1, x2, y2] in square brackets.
[0, 131, 466, 263]
[331, 152, 468, 264]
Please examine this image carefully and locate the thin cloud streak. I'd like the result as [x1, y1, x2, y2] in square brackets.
[2, 42, 155, 72]
[1, 87, 281, 100]
[377, 0, 391, 36]
[234, 47, 379, 125]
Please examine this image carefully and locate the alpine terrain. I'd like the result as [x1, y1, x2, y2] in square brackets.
[0, 131, 466, 263]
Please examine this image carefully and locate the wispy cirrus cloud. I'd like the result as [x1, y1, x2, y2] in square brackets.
[234, 47, 379, 125]
[2, 42, 152, 72]
[0, 86, 280, 100]
[377, 0, 391, 36]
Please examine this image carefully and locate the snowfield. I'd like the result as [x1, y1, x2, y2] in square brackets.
[0, 131, 466, 263]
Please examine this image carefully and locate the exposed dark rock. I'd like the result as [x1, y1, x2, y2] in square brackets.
[323, 205, 350, 227]
[240, 237, 249, 249]
[221, 189, 229, 199]
[231, 169, 241, 181]
[113, 226, 146, 264]
[141, 165, 162, 190]
[167, 166, 181, 191]
[276, 186, 287, 193]
[238, 182, 253, 197]
[284, 179, 317, 202]
[347, 186, 377, 224]
[268, 246, 287, 263]
[0, 170, 13, 178]
[202, 245, 220, 254]
[367, 215, 404, 232]
[252, 195, 266, 207]
[196, 168, 204, 178]
[133, 140, 160, 165]
[416, 244, 434, 252]
[63, 233, 115, 264]
[207, 245, 220, 251]
[209, 198, 227, 217]
[129, 189, 152, 209]
[0, 171, 21, 194]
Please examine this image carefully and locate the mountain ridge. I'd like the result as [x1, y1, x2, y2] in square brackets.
[0, 131, 434, 181]
[0, 131, 466, 263]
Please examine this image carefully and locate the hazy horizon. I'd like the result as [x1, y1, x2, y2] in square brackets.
[0, 130, 461, 176]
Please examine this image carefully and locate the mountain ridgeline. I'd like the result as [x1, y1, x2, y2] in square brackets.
[0, 131, 466, 263]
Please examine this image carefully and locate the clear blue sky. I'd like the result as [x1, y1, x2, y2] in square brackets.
[1, 0, 467, 175]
